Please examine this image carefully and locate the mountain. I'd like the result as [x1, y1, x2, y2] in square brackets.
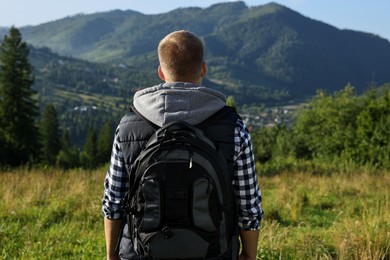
[0, 27, 7, 35]
[25, 45, 145, 147]
[26, 44, 158, 112]
[4, 2, 390, 104]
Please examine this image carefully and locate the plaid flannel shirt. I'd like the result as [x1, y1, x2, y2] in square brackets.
[102, 118, 263, 230]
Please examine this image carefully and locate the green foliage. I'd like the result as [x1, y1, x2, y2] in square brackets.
[293, 85, 390, 169]
[84, 126, 97, 158]
[252, 126, 279, 163]
[0, 27, 40, 166]
[226, 95, 237, 109]
[252, 84, 390, 174]
[40, 104, 61, 165]
[293, 85, 360, 162]
[96, 120, 114, 164]
[56, 121, 114, 169]
[354, 89, 390, 168]
[82, 127, 97, 169]
[56, 148, 80, 170]
[56, 129, 80, 169]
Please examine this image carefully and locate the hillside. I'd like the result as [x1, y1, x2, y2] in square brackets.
[2, 1, 390, 104]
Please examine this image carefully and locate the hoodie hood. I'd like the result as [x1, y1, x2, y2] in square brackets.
[133, 82, 226, 127]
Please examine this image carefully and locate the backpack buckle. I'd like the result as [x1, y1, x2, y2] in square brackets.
[120, 198, 137, 215]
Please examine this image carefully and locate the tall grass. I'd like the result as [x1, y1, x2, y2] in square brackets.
[0, 168, 389, 259]
[0, 167, 106, 259]
[258, 172, 390, 259]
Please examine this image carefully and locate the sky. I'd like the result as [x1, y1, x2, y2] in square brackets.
[1, 0, 389, 41]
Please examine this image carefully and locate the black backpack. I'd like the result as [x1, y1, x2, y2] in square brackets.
[122, 112, 237, 259]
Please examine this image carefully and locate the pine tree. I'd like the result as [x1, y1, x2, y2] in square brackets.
[40, 104, 61, 165]
[82, 126, 97, 168]
[84, 126, 97, 158]
[56, 129, 80, 169]
[97, 120, 114, 164]
[0, 27, 40, 166]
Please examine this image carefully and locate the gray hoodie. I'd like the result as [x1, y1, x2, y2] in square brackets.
[133, 82, 227, 127]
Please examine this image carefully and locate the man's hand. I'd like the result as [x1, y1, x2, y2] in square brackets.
[239, 229, 259, 260]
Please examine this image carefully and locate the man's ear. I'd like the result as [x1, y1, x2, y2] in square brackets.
[158, 65, 165, 81]
[201, 62, 207, 78]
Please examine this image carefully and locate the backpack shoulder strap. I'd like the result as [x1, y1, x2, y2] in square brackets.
[197, 106, 237, 128]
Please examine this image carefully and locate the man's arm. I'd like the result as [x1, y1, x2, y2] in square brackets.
[239, 229, 260, 260]
[102, 128, 128, 260]
[233, 119, 264, 259]
[104, 218, 125, 260]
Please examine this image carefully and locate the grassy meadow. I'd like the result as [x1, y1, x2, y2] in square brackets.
[0, 167, 389, 259]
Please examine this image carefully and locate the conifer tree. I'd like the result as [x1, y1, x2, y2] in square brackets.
[0, 27, 40, 166]
[84, 126, 97, 158]
[82, 126, 97, 168]
[97, 120, 113, 164]
[56, 129, 80, 169]
[40, 104, 61, 165]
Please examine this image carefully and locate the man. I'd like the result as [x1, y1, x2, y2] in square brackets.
[102, 30, 263, 260]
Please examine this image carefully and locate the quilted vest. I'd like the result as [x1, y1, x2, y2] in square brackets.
[117, 106, 240, 259]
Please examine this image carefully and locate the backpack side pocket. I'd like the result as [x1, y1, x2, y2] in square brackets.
[192, 177, 217, 232]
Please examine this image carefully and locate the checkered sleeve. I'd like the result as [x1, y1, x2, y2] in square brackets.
[102, 127, 129, 219]
[233, 118, 264, 230]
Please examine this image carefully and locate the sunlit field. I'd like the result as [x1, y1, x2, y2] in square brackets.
[257, 171, 389, 259]
[0, 167, 389, 259]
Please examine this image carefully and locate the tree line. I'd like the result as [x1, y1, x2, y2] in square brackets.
[0, 27, 114, 169]
[1, 27, 390, 172]
[251, 84, 390, 174]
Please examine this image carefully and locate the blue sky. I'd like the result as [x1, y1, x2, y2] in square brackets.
[1, 0, 389, 41]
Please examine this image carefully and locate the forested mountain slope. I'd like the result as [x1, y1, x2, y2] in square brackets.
[2, 1, 390, 104]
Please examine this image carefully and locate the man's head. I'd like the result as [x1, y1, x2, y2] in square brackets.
[158, 30, 206, 84]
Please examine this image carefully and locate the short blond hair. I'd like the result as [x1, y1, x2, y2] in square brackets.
[158, 30, 204, 80]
